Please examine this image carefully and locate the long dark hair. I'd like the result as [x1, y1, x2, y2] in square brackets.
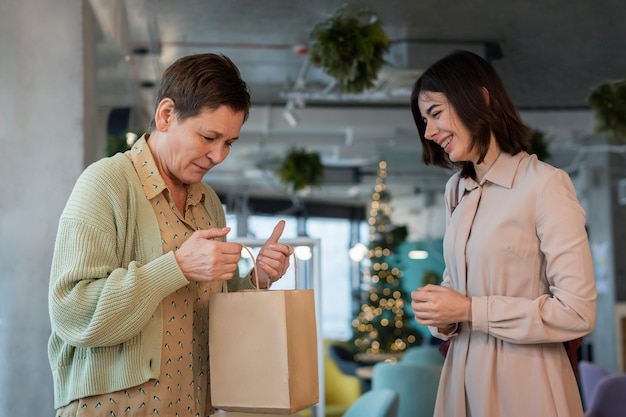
[410, 50, 531, 178]
[149, 53, 251, 131]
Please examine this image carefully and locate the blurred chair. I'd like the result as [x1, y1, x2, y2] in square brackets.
[401, 345, 445, 366]
[328, 343, 360, 376]
[579, 360, 610, 410]
[584, 374, 626, 417]
[371, 362, 442, 417]
[342, 389, 399, 417]
[328, 342, 371, 392]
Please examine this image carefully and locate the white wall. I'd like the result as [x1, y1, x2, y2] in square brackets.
[0, 1, 97, 414]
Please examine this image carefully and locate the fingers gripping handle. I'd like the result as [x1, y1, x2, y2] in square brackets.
[222, 246, 298, 293]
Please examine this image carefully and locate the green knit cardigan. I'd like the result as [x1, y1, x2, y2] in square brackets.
[48, 152, 254, 408]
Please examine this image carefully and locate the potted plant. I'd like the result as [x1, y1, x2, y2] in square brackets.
[588, 79, 626, 143]
[277, 147, 324, 193]
[309, 5, 390, 93]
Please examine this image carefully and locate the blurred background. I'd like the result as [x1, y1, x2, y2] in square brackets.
[2, 0, 626, 414]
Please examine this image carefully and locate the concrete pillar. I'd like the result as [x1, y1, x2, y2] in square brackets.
[0, 0, 97, 414]
[583, 143, 626, 373]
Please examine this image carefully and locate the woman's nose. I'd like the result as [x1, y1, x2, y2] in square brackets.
[424, 121, 438, 140]
[207, 145, 230, 164]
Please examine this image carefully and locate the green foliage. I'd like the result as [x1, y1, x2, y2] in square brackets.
[106, 132, 139, 157]
[370, 224, 408, 251]
[368, 186, 408, 249]
[351, 236, 423, 354]
[106, 134, 131, 157]
[309, 6, 390, 93]
[528, 129, 551, 161]
[277, 147, 324, 193]
[588, 79, 626, 143]
[351, 162, 422, 354]
[421, 270, 441, 286]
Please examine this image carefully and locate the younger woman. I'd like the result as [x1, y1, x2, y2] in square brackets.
[410, 50, 596, 417]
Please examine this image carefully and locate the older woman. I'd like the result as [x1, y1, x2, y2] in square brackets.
[49, 53, 292, 416]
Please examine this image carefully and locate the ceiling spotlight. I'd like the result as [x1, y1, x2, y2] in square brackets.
[283, 100, 299, 127]
[408, 250, 429, 260]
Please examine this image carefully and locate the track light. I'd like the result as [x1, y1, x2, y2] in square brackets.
[283, 100, 299, 127]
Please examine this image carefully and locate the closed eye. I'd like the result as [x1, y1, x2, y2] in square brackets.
[421, 112, 439, 124]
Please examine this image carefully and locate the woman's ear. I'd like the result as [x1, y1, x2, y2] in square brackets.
[154, 98, 175, 131]
[482, 87, 490, 106]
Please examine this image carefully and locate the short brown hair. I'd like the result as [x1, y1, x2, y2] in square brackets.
[149, 53, 251, 131]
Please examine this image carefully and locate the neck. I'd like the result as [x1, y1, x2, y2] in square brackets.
[146, 132, 184, 190]
[473, 137, 501, 182]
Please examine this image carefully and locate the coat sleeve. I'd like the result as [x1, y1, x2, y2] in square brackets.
[49, 158, 189, 348]
[471, 168, 597, 343]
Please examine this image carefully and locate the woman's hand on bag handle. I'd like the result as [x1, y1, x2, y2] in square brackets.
[174, 227, 242, 282]
[254, 220, 293, 289]
[411, 284, 471, 329]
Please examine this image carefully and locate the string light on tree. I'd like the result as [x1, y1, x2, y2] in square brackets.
[351, 161, 421, 354]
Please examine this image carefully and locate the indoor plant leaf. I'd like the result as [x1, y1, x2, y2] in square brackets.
[588, 79, 626, 144]
[277, 147, 324, 193]
[309, 6, 390, 93]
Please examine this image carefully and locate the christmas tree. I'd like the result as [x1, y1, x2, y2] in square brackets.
[351, 161, 422, 354]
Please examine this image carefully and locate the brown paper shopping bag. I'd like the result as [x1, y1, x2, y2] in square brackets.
[209, 249, 319, 414]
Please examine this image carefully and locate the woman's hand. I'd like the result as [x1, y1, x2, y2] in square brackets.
[174, 227, 242, 282]
[254, 220, 293, 289]
[411, 284, 471, 328]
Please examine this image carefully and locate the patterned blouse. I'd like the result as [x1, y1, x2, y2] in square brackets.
[57, 136, 221, 417]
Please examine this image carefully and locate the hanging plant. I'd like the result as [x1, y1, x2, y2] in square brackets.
[309, 5, 390, 93]
[588, 79, 626, 143]
[277, 147, 324, 193]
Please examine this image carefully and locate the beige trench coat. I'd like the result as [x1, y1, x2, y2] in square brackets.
[431, 151, 597, 417]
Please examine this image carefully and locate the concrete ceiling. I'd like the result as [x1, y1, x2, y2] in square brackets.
[88, 0, 626, 209]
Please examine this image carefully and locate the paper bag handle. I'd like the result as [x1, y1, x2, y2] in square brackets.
[224, 245, 298, 292]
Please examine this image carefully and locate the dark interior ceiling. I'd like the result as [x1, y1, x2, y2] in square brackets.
[89, 0, 626, 209]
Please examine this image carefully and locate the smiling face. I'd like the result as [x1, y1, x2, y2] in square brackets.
[417, 90, 478, 164]
[150, 99, 245, 188]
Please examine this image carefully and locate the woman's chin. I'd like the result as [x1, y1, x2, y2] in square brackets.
[447, 153, 459, 162]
